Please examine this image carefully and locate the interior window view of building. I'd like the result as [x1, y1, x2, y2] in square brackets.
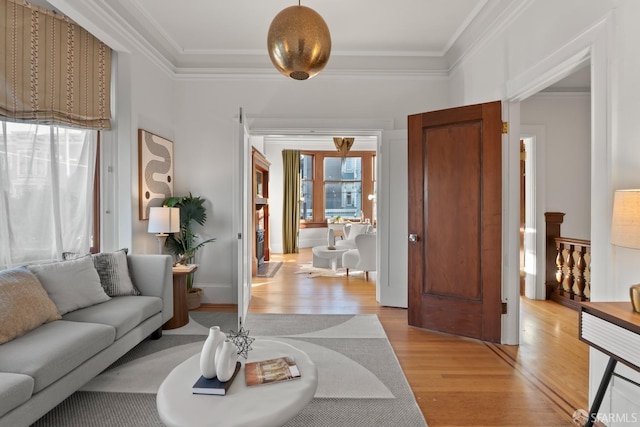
[2, 1, 640, 426]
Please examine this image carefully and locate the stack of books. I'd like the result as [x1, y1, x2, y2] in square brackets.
[192, 362, 241, 396]
[191, 356, 301, 395]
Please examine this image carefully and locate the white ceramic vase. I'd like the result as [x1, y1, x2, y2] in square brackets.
[214, 339, 238, 382]
[200, 326, 226, 379]
[327, 228, 336, 249]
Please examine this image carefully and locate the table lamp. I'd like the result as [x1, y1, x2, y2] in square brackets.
[148, 206, 180, 254]
[611, 189, 640, 312]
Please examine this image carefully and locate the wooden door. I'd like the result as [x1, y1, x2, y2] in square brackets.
[407, 101, 502, 343]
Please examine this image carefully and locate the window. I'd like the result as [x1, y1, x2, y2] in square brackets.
[0, 121, 99, 268]
[300, 154, 314, 220]
[299, 151, 375, 227]
[324, 156, 362, 219]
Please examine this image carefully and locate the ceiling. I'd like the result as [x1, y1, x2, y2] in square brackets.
[37, 0, 593, 89]
[38, 0, 519, 77]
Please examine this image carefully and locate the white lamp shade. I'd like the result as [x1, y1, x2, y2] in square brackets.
[148, 207, 180, 234]
[611, 189, 640, 249]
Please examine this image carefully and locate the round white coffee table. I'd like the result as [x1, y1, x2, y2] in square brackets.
[157, 339, 318, 427]
[312, 246, 349, 270]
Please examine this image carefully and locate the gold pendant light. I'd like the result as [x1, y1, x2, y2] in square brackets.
[333, 137, 355, 159]
[267, 1, 331, 80]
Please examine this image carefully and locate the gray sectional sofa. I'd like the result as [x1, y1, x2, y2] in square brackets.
[0, 253, 174, 427]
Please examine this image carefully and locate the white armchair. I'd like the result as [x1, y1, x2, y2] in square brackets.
[335, 223, 372, 250]
[341, 233, 376, 280]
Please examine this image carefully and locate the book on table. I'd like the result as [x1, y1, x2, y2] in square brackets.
[192, 362, 241, 395]
[245, 356, 301, 387]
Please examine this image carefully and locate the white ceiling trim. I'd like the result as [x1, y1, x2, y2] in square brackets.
[50, 0, 178, 77]
[248, 117, 394, 136]
[179, 48, 448, 58]
[447, 0, 534, 73]
[49, 0, 521, 81]
[125, 0, 185, 54]
[439, 0, 489, 55]
[446, 0, 534, 75]
[172, 67, 450, 81]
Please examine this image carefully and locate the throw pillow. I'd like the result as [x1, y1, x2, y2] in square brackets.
[28, 255, 111, 315]
[91, 249, 140, 297]
[0, 267, 61, 344]
[63, 249, 140, 297]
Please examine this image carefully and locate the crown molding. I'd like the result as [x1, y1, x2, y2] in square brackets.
[49, 0, 177, 77]
[172, 66, 449, 81]
[48, 0, 521, 82]
[446, 0, 534, 74]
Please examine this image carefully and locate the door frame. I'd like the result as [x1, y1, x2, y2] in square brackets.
[502, 16, 612, 345]
[248, 118, 399, 307]
[520, 126, 547, 301]
[235, 108, 252, 329]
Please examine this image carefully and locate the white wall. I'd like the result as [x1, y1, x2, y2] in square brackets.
[51, 0, 177, 256]
[379, 130, 409, 307]
[450, 0, 640, 416]
[127, 54, 177, 254]
[521, 93, 592, 240]
[172, 77, 449, 303]
[449, 0, 612, 106]
[606, 3, 640, 419]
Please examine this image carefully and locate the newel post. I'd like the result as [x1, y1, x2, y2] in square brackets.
[545, 212, 565, 299]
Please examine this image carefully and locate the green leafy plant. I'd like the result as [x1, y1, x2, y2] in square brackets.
[162, 193, 215, 288]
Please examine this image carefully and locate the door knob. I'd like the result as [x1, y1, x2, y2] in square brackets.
[408, 233, 419, 244]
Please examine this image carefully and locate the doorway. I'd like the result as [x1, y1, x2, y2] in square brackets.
[519, 64, 592, 304]
[510, 61, 592, 414]
[245, 129, 390, 305]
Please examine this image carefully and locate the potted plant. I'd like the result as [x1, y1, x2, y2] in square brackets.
[163, 193, 215, 310]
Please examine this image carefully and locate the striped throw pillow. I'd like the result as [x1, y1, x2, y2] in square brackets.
[91, 249, 141, 297]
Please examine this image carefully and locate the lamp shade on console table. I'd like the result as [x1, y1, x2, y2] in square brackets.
[163, 264, 198, 330]
[611, 189, 640, 312]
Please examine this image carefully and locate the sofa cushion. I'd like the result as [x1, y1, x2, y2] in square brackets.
[0, 372, 34, 418]
[92, 249, 141, 297]
[0, 320, 115, 393]
[63, 296, 162, 340]
[28, 255, 111, 315]
[64, 249, 141, 297]
[0, 267, 61, 344]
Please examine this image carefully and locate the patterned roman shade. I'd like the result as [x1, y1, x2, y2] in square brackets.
[0, 0, 111, 129]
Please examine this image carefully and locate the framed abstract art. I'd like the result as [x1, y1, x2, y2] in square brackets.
[138, 129, 174, 220]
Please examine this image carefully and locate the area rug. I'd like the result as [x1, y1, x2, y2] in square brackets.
[32, 313, 427, 427]
[295, 262, 347, 278]
[256, 260, 283, 277]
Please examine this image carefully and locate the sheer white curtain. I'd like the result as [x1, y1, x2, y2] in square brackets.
[0, 121, 97, 268]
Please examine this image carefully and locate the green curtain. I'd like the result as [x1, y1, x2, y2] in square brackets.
[282, 149, 300, 254]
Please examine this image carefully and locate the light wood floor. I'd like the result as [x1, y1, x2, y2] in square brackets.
[224, 249, 589, 426]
